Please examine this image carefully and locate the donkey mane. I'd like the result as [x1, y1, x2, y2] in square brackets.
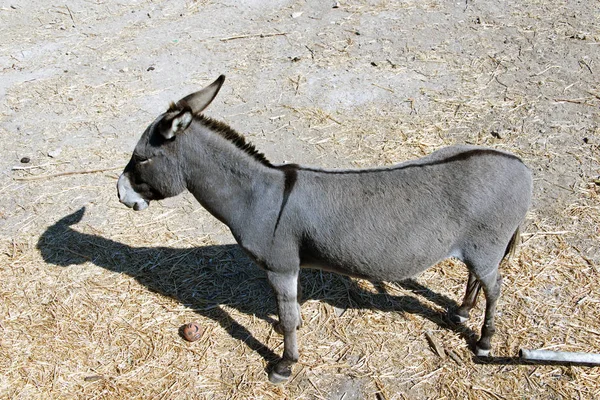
[169, 101, 272, 167]
[198, 115, 273, 166]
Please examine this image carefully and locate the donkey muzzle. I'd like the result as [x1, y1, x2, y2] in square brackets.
[117, 173, 149, 211]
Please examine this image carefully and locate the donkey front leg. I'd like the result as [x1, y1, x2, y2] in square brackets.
[267, 270, 301, 384]
[273, 277, 303, 334]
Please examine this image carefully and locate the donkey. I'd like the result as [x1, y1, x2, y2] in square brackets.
[117, 75, 532, 383]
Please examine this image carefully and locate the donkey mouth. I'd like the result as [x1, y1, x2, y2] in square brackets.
[118, 198, 149, 211]
[132, 200, 149, 211]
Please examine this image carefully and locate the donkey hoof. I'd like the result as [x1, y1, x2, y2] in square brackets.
[475, 345, 491, 357]
[268, 364, 292, 384]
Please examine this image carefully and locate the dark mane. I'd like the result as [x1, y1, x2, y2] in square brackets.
[166, 101, 272, 166]
[195, 114, 272, 167]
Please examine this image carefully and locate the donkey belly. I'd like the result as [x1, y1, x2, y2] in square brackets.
[299, 236, 453, 282]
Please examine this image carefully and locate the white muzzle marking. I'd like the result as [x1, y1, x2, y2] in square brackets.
[117, 173, 149, 211]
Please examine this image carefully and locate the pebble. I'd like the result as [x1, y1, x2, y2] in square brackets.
[182, 322, 204, 342]
[48, 148, 62, 158]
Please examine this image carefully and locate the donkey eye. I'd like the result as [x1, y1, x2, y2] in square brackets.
[134, 155, 150, 164]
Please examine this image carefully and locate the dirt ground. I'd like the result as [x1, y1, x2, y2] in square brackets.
[1, 0, 599, 399]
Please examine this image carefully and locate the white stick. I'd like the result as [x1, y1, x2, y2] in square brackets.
[520, 349, 600, 365]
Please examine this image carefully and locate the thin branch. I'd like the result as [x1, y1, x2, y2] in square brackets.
[220, 32, 287, 42]
[13, 166, 123, 181]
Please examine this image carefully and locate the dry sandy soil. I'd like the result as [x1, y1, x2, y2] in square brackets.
[1, 0, 599, 399]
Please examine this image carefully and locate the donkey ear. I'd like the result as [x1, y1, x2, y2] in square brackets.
[161, 110, 193, 140]
[176, 75, 226, 114]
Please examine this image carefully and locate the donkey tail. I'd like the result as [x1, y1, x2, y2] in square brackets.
[503, 226, 521, 260]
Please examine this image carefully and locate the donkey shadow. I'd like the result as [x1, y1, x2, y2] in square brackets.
[39, 207, 482, 367]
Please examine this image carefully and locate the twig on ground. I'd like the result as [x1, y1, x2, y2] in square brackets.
[521, 231, 571, 238]
[220, 32, 287, 42]
[11, 162, 68, 171]
[554, 98, 596, 106]
[372, 83, 395, 93]
[65, 5, 75, 26]
[532, 65, 561, 76]
[13, 166, 123, 181]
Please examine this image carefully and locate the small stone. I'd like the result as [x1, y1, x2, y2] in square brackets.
[20, 157, 30, 164]
[291, 12, 303, 18]
[334, 306, 346, 317]
[182, 322, 204, 342]
[48, 148, 62, 158]
[147, 66, 155, 71]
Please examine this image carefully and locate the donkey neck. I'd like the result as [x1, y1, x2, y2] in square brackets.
[179, 119, 283, 234]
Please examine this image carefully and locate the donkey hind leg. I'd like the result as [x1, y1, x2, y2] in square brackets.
[472, 266, 503, 357]
[267, 270, 301, 384]
[450, 272, 482, 324]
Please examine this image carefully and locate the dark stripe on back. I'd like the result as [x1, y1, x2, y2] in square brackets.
[296, 149, 524, 175]
[273, 164, 299, 236]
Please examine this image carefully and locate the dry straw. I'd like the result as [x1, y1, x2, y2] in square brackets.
[1, 0, 599, 399]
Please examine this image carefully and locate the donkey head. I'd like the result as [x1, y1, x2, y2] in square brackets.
[117, 75, 226, 211]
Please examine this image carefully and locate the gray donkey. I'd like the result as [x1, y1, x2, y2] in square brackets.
[117, 75, 532, 383]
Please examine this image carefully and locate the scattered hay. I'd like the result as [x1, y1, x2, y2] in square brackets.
[1, 0, 599, 399]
